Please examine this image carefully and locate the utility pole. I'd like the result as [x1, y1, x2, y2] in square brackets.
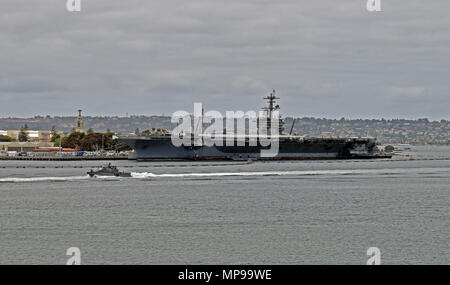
[101, 134, 104, 155]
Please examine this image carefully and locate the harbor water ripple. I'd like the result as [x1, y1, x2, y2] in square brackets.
[0, 146, 449, 264]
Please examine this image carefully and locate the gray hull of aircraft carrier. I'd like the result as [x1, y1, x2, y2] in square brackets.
[120, 136, 387, 161]
[119, 92, 391, 161]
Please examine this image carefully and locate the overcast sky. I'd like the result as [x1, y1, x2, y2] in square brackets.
[1, 0, 449, 119]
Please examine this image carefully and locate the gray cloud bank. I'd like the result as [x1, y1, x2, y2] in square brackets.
[1, 0, 449, 119]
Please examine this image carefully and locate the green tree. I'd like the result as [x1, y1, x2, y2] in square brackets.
[50, 126, 60, 142]
[53, 137, 62, 148]
[18, 124, 29, 142]
[80, 132, 113, 151]
[61, 132, 85, 149]
[60, 132, 129, 151]
[0, 135, 14, 142]
[135, 128, 140, 136]
[87, 128, 94, 134]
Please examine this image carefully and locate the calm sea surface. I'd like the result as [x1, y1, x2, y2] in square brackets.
[0, 146, 449, 264]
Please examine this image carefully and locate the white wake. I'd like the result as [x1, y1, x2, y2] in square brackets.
[0, 167, 444, 183]
[0, 176, 91, 183]
[131, 169, 384, 178]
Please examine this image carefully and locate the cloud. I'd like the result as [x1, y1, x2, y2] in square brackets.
[389, 87, 425, 98]
[0, 0, 449, 119]
[0, 78, 67, 94]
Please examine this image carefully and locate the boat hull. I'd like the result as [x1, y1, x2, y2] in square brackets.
[120, 136, 385, 161]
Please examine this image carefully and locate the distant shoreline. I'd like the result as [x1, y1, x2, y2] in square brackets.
[1, 116, 448, 145]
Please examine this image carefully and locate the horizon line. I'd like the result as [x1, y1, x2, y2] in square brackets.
[0, 114, 448, 122]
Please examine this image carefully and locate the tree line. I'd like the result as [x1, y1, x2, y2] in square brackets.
[59, 130, 131, 152]
[1, 125, 131, 152]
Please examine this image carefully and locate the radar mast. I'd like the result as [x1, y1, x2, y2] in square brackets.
[261, 90, 284, 134]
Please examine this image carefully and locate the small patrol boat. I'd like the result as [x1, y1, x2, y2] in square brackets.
[87, 163, 132, 178]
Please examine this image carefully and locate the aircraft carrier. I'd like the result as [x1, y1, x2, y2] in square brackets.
[119, 91, 390, 161]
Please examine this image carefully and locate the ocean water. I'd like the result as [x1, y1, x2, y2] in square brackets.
[0, 146, 449, 264]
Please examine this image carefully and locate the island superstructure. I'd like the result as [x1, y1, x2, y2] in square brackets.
[119, 91, 389, 161]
